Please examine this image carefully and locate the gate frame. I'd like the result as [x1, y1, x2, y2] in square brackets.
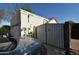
[64, 22, 71, 55]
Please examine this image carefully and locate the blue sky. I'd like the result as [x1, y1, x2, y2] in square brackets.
[0, 3, 79, 26]
[30, 3, 79, 23]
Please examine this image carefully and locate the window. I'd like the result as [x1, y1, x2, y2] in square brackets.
[28, 15, 29, 23]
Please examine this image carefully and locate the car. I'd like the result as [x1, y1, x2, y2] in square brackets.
[0, 37, 47, 55]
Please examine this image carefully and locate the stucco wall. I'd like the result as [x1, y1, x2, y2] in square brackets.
[20, 9, 48, 38]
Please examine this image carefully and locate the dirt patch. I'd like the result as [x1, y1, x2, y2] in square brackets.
[70, 39, 79, 51]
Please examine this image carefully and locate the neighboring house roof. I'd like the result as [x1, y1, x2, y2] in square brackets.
[47, 17, 57, 23]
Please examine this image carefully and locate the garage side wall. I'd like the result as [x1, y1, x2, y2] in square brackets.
[10, 11, 21, 42]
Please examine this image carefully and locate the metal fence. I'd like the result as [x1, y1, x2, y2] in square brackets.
[33, 22, 79, 55]
[36, 23, 64, 49]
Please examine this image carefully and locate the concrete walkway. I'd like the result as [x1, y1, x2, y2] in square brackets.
[16, 37, 36, 49]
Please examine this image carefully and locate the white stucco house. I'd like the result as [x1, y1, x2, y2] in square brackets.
[11, 9, 57, 41]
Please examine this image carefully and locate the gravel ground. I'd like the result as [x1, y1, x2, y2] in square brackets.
[47, 45, 65, 55]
